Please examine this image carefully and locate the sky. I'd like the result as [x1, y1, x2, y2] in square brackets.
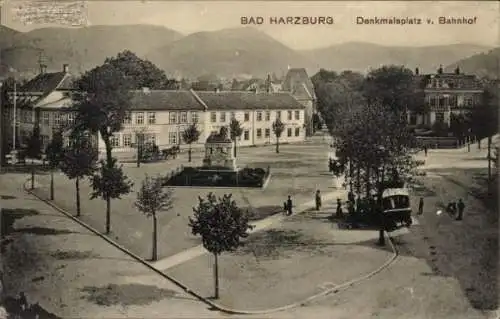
[1, 1, 499, 50]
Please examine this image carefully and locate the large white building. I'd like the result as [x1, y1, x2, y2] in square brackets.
[4, 65, 307, 160]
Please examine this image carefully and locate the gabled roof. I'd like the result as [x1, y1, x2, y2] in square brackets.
[194, 91, 306, 110]
[282, 68, 316, 100]
[18, 71, 73, 93]
[418, 73, 483, 90]
[130, 90, 206, 111]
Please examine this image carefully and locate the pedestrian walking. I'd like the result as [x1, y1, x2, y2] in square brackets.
[418, 197, 424, 215]
[456, 198, 465, 220]
[287, 195, 293, 216]
[424, 145, 428, 157]
[336, 198, 343, 218]
[315, 190, 322, 210]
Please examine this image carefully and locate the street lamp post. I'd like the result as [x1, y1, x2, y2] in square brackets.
[376, 146, 386, 246]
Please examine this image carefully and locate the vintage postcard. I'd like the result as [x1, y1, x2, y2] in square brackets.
[0, 1, 498, 318]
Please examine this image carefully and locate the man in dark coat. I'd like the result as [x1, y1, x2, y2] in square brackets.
[418, 197, 424, 215]
[287, 195, 293, 216]
[315, 190, 322, 211]
[456, 198, 465, 220]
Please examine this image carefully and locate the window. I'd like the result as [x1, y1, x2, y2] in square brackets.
[110, 134, 120, 147]
[220, 112, 226, 123]
[147, 133, 157, 145]
[148, 112, 156, 124]
[67, 112, 74, 125]
[276, 111, 281, 119]
[191, 112, 198, 123]
[435, 112, 444, 123]
[211, 112, 217, 123]
[123, 113, 131, 124]
[244, 112, 250, 122]
[256, 128, 262, 138]
[169, 132, 177, 145]
[295, 111, 300, 120]
[287, 128, 292, 137]
[429, 97, 437, 106]
[230, 112, 236, 120]
[136, 112, 144, 125]
[169, 112, 177, 124]
[256, 112, 262, 121]
[287, 111, 292, 120]
[295, 128, 300, 136]
[465, 97, 473, 107]
[53, 113, 61, 126]
[180, 112, 187, 123]
[265, 111, 270, 121]
[265, 128, 270, 138]
[42, 112, 50, 126]
[244, 130, 249, 140]
[123, 134, 132, 147]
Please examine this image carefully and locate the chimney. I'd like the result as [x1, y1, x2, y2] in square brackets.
[40, 64, 47, 74]
[415, 67, 419, 75]
[141, 87, 150, 94]
[455, 66, 460, 75]
[63, 64, 69, 73]
[437, 65, 443, 74]
[214, 87, 220, 93]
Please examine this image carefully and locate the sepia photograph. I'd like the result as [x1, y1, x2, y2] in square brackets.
[0, 1, 498, 318]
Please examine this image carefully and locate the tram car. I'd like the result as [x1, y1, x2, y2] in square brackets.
[381, 188, 412, 228]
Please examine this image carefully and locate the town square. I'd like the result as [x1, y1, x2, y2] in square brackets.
[0, 1, 499, 319]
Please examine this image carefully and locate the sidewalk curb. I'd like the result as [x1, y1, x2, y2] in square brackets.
[23, 179, 398, 315]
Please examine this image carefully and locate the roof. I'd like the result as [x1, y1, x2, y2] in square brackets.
[130, 90, 206, 111]
[34, 90, 306, 112]
[418, 73, 483, 91]
[18, 71, 72, 93]
[282, 68, 317, 100]
[194, 91, 306, 110]
[382, 188, 410, 198]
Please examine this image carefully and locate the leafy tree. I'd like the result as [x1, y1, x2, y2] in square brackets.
[431, 120, 449, 137]
[59, 132, 97, 217]
[105, 50, 173, 89]
[272, 118, 285, 153]
[135, 175, 174, 261]
[469, 86, 498, 150]
[182, 124, 201, 162]
[363, 65, 418, 114]
[45, 130, 64, 201]
[311, 69, 338, 85]
[71, 62, 134, 234]
[25, 125, 43, 161]
[90, 158, 134, 234]
[229, 118, 243, 157]
[189, 193, 253, 299]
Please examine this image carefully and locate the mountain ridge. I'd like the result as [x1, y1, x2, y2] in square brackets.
[0, 24, 494, 78]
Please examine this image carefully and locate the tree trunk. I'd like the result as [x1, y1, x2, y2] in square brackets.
[213, 253, 220, 299]
[106, 198, 111, 234]
[276, 138, 280, 153]
[136, 145, 141, 168]
[233, 140, 237, 158]
[478, 138, 482, 150]
[76, 177, 81, 217]
[487, 135, 492, 181]
[152, 215, 158, 261]
[188, 146, 192, 162]
[378, 167, 386, 246]
[104, 138, 113, 234]
[365, 165, 371, 198]
[31, 166, 35, 190]
[50, 170, 54, 200]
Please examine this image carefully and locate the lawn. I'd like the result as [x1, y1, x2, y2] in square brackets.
[165, 209, 393, 310]
[31, 143, 339, 260]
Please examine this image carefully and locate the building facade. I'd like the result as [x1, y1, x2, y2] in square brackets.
[4, 66, 306, 159]
[409, 66, 484, 127]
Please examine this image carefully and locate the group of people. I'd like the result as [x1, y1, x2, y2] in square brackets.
[445, 198, 466, 221]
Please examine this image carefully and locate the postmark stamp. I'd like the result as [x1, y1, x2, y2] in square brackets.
[10, 0, 88, 26]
